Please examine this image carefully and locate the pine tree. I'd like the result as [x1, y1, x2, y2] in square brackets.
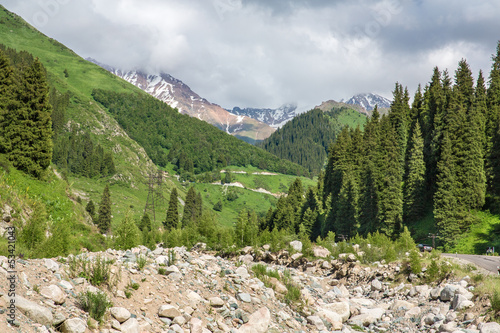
[97, 185, 112, 233]
[403, 122, 426, 223]
[434, 134, 461, 249]
[0, 51, 17, 156]
[335, 171, 359, 236]
[12, 58, 53, 178]
[164, 188, 179, 230]
[85, 199, 95, 220]
[487, 41, 500, 208]
[195, 192, 203, 222]
[181, 187, 196, 227]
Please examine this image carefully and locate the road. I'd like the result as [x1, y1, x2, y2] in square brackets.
[442, 253, 500, 274]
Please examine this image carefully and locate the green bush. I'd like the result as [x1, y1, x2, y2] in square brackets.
[77, 291, 112, 323]
[136, 255, 147, 271]
[491, 289, 500, 313]
[67, 254, 116, 287]
[409, 249, 422, 274]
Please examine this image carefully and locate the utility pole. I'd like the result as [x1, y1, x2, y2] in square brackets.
[144, 170, 165, 223]
[428, 233, 438, 249]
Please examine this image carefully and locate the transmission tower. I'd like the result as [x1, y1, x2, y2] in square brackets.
[144, 170, 165, 223]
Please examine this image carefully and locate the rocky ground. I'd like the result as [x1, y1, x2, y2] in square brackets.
[0, 243, 499, 333]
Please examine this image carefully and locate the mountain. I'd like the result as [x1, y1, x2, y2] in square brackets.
[88, 59, 275, 144]
[342, 93, 392, 111]
[316, 100, 368, 115]
[259, 106, 367, 174]
[227, 103, 297, 128]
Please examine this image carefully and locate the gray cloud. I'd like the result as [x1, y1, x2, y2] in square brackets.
[1, 0, 499, 111]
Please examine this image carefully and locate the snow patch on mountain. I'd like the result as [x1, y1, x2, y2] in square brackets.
[227, 103, 298, 128]
[342, 93, 392, 111]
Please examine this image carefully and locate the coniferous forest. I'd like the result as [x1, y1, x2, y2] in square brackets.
[260, 42, 500, 251]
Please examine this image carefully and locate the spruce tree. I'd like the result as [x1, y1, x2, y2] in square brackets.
[164, 188, 179, 230]
[85, 199, 95, 220]
[403, 122, 426, 223]
[487, 41, 500, 208]
[0, 51, 17, 156]
[13, 58, 53, 178]
[181, 187, 196, 227]
[97, 185, 112, 234]
[335, 171, 359, 236]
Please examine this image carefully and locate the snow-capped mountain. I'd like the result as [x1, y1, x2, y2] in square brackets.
[87, 58, 275, 143]
[227, 103, 297, 129]
[342, 93, 392, 111]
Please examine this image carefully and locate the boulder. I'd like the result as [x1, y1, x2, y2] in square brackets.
[237, 293, 252, 303]
[120, 318, 140, 333]
[235, 266, 250, 279]
[158, 304, 182, 318]
[479, 322, 500, 333]
[313, 246, 331, 258]
[44, 259, 59, 272]
[322, 301, 350, 322]
[371, 279, 383, 291]
[110, 307, 131, 323]
[290, 240, 303, 252]
[346, 253, 357, 262]
[6, 295, 53, 326]
[209, 297, 225, 307]
[440, 284, 459, 301]
[307, 315, 327, 331]
[60, 318, 87, 333]
[317, 309, 343, 326]
[238, 307, 271, 333]
[269, 277, 288, 294]
[190, 317, 203, 333]
[390, 300, 416, 311]
[40, 285, 66, 305]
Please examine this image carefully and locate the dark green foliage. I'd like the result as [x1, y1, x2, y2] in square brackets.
[139, 213, 152, 232]
[223, 171, 232, 184]
[404, 122, 426, 223]
[85, 200, 95, 220]
[164, 188, 179, 230]
[18, 201, 47, 253]
[213, 200, 223, 212]
[182, 187, 197, 227]
[335, 171, 359, 236]
[0, 50, 53, 178]
[259, 108, 363, 175]
[97, 185, 112, 233]
[91, 89, 308, 177]
[114, 212, 140, 250]
[408, 249, 422, 274]
[77, 291, 112, 323]
[49, 88, 68, 135]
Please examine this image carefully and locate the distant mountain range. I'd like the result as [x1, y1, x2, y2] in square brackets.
[342, 93, 392, 111]
[87, 58, 275, 144]
[226, 104, 298, 129]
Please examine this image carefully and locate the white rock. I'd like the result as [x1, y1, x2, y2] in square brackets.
[390, 300, 416, 311]
[6, 295, 53, 325]
[187, 291, 204, 304]
[322, 301, 350, 322]
[440, 284, 459, 301]
[44, 259, 59, 272]
[238, 307, 271, 333]
[307, 315, 327, 331]
[235, 266, 250, 279]
[290, 240, 303, 252]
[209, 297, 225, 307]
[313, 246, 331, 258]
[58, 280, 73, 290]
[40, 285, 66, 305]
[371, 279, 383, 291]
[190, 317, 203, 333]
[173, 315, 186, 326]
[110, 307, 131, 323]
[317, 309, 343, 326]
[60, 318, 87, 333]
[479, 322, 500, 333]
[158, 304, 181, 318]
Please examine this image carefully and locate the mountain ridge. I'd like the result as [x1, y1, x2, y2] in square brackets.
[87, 58, 275, 144]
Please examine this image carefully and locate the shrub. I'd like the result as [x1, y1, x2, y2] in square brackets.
[77, 291, 112, 323]
[409, 249, 422, 274]
[67, 254, 118, 288]
[425, 259, 439, 283]
[136, 255, 147, 271]
[491, 289, 500, 314]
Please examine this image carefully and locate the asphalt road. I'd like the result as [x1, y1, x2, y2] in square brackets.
[443, 253, 500, 274]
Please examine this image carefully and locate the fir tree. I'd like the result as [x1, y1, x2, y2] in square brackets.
[0, 51, 17, 156]
[164, 188, 179, 230]
[114, 212, 140, 250]
[85, 199, 95, 220]
[97, 185, 112, 234]
[181, 187, 197, 227]
[139, 213, 152, 232]
[12, 58, 53, 178]
[403, 122, 426, 223]
[335, 171, 359, 236]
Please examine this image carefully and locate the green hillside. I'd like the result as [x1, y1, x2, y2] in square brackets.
[259, 107, 367, 175]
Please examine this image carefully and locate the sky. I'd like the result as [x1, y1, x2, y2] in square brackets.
[2, 0, 500, 111]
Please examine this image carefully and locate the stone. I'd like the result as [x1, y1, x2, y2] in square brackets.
[187, 291, 204, 304]
[405, 307, 422, 318]
[40, 285, 66, 305]
[390, 300, 416, 311]
[238, 254, 253, 264]
[235, 266, 250, 279]
[5, 295, 53, 326]
[190, 317, 203, 333]
[307, 315, 327, 331]
[479, 322, 500, 333]
[44, 259, 59, 272]
[440, 284, 459, 301]
[165, 265, 180, 275]
[317, 309, 343, 326]
[209, 296, 225, 307]
[269, 277, 288, 294]
[58, 280, 73, 290]
[53, 312, 66, 326]
[323, 301, 350, 322]
[238, 307, 271, 333]
[237, 293, 252, 303]
[158, 304, 181, 318]
[371, 279, 383, 291]
[173, 315, 186, 326]
[313, 246, 331, 258]
[430, 287, 442, 300]
[110, 307, 131, 323]
[439, 321, 457, 332]
[290, 240, 303, 252]
[60, 318, 87, 333]
[346, 253, 357, 262]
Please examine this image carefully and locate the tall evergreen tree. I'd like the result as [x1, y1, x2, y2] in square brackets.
[85, 199, 95, 221]
[182, 187, 197, 227]
[164, 188, 179, 230]
[12, 58, 53, 178]
[487, 41, 500, 208]
[97, 185, 112, 234]
[403, 122, 426, 223]
[0, 51, 17, 157]
[335, 170, 359, 236]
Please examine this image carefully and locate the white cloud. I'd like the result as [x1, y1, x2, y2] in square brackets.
[1, 0, 499, 110]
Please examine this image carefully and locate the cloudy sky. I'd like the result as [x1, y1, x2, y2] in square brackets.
[2, 0, 500, 111]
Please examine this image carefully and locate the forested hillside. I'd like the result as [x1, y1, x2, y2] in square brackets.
[91, 89, 309, 179]
[259, 107, 367, 175]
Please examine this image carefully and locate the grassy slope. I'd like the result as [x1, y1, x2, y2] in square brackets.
[331, 108, 367, 129]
